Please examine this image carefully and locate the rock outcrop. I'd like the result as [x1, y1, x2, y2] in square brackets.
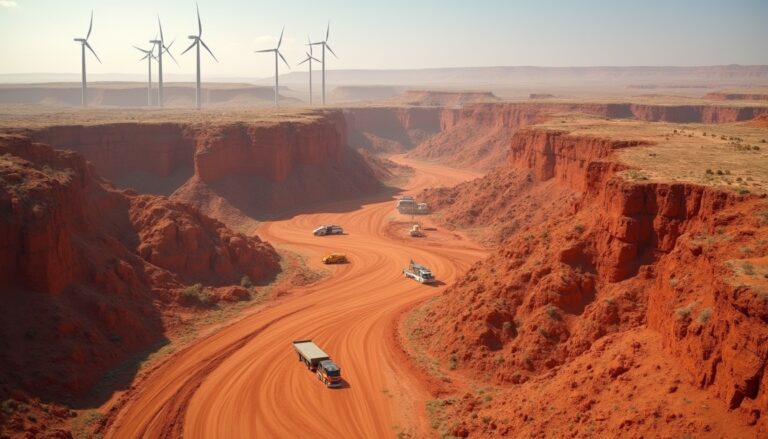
[27, 111, 385, 228]
[414, 128, 768, 436]
[0, 134, 279, 404]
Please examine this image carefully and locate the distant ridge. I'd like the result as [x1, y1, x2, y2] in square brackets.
[2, 65, 767, 86]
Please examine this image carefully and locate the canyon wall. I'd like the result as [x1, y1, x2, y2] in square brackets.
[402, 102, 768, 170]
[0, 134, 279, 402]
[26, 111, 385, 227]
[415, 128, 768, 435]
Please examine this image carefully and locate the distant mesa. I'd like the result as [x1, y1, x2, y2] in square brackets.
[529, 93, 555, 99]
[393, 90, 499, 107]
[327, 86, 400, 104]
[703, 91, 768, 101]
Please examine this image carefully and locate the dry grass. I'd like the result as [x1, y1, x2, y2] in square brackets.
[538, 116, 768, 194]
[0, 104, 327, 130]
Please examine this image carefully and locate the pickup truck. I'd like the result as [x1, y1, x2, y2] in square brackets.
[403, 259, 436, 283]
[292, 339, 343, 388]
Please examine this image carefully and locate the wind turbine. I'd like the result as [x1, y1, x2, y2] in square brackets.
[256, 27, 290, 107]
[181, 3, 218, 110]
[73, 11, 101, 107]
[134, 43, 158, 106]
[151, 18, 178, 108]
[309, 23, 337, 106]
[297, 36, 321, 105]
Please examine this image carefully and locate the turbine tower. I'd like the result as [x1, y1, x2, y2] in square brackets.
[297, 37, 321, 106]
[151, 18, 178, 108]
[309, 23, 337, 106]
[134, 44, 158, 106]
[181, 3, 218, 110]
[73, 11, 101, 107]
[256, 27, 290, 107]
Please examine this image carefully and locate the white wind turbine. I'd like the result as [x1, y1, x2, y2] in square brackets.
[73, 11, 101, 107]
[181, 3, 218, 110]
[256, 27, 290, 107]
[297, 36, 321, 105]
[309, 23, 337, 106]
[134, 42, 158, 106]
[150, 18, 178, 108]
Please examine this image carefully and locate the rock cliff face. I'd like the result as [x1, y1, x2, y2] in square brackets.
[27, 111, 384, 228]
[414, 128, 768, 436]
[420, 103, 768, 170]
[343, 102, 768, 172]
[0, 134, 279, 402]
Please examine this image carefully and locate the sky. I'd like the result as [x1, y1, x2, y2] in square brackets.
[0, 0, 767, 80]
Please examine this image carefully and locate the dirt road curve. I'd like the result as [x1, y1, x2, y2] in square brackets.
[104, 157, 486, 438]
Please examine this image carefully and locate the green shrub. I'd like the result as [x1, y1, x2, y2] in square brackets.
[698, 308, 712, 324]
[675, 302, 696, 320]
[546, 305, 560, 320]
[240, 275, 253, 289]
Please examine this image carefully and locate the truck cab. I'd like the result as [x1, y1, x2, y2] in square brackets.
[317, 360, 342, 388]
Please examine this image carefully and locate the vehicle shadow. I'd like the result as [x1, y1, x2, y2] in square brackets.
[331, 379, 352, 390]
[426, 280, 447, 287]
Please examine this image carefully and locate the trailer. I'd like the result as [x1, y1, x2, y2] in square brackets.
[292, 339, 343, 388]
[403, 259, 436, 283]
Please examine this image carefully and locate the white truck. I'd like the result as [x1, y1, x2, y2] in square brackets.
[292, 339, 343, 388]
[403, 259, 436, 283]
[396, 196, 429, 215]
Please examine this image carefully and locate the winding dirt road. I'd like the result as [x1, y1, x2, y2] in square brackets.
[104, 157, 486, 438]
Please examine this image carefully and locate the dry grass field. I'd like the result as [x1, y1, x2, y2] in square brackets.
[539, 115, 768, 194]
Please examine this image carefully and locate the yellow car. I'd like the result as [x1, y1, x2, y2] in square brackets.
[322, 253, 348, 264]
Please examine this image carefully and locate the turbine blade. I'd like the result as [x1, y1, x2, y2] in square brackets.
[158, 16, 164, 43]
[311, 55, 321, 63]
[139, 53, 150, 61]
[297, 58, 309, 66]
[255, 49, 274, 53]
[197, 3, 202, 36]
[164, 41, 179, 65]
[278, 51, 290, 69]
[277, 26, 284, 49]
[134, 46, 149, 54]
[200, 39, 218, 63]
[325, 43, 337, 58]
[86, 11, 93, 40]
[181, 40, 197, 56]
[326, 22, 330, 42]
[85, 41, 101, 64]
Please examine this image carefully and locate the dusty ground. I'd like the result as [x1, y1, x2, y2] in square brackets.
[537, 115, 768, 194]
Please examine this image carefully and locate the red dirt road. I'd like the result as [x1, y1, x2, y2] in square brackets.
[104, 157, 486, 438]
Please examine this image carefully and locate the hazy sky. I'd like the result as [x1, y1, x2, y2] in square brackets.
[1, 0, 767, 79]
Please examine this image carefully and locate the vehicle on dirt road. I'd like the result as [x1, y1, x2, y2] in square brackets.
[409, 224, 424, 237]
[313, 225, 344, 236]
[292, 339, 343, 388]
[403, 259, 436, 283]
[322, 253, 348, 264]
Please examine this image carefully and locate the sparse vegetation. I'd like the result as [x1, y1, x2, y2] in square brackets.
[742, 262, 756, 276]
[626, 170, 649, 181]
[675, 302, 696, 320]
[240, 275, 253, 289]
[698, 308, 712, 324]
[448, 354, 458, 370]
[546, 305, 560, 320]
[574, 224, 585, 234]
[181, 283, 215, 306]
